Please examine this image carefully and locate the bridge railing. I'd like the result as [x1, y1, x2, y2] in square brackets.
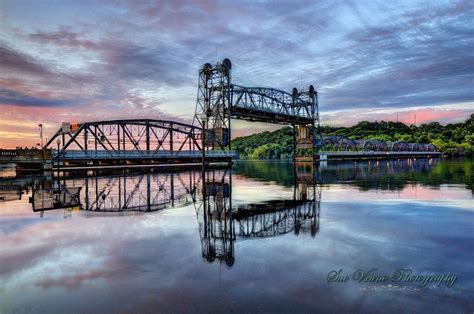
[233, 102, 313, 119]
[0, 150, 17, 158]
[0, 148, 51, 160]
[319, 151, 442, 156]
[52, 150, 236, 160]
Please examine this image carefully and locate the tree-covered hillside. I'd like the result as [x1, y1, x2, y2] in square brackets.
[231, 114, 474, 159]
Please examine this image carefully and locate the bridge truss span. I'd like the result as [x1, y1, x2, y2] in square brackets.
[194, 58, 322, 161]
[40, 119, 233, 166]
[231, 85, 315, 125]
[45, 119, 202, 153]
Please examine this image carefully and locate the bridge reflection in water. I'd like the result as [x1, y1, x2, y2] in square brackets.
[196, 166, 321, 266]
[26, 164, 321, 266]
[28, 171, 200, 214]
[80, 171, 199, 212]
[9, 158, 451, 264]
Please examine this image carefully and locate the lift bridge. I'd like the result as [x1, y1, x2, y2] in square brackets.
[194, 58, 321, 162]
[32, 58, 439, 167]
[39, 58, 320, 167]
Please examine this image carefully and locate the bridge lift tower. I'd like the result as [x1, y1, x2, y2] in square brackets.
[193, 59, 233, 152]
[193, 58, 322, 162]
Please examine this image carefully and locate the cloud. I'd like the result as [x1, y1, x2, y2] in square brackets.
[0, 0, 472, 147]
[0, 45, 51, 76]
[0, 88, 81, 107]
[102, 42, 194, 86]
[29, 29, 99, 50]
[314, 2, 474, 111]
[321, 103, 474, 126]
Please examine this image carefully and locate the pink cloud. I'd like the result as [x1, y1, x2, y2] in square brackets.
[322, 106, 472, 127]
[0, 103, 182, 148]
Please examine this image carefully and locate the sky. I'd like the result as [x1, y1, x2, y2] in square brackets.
[0, 0, 473, 148]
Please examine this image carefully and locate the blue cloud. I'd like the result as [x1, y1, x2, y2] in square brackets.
[0, 88, 81, 107]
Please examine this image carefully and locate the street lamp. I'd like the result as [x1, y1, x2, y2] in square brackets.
[56, 138, 61, 183]
[39, 124, 44, 159]
[39, 124, 43, 148]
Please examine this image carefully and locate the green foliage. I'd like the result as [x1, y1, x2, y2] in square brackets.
[231, 114, 474, 159]
[232, 127, 293, 160]
[248, 143, 281, 159]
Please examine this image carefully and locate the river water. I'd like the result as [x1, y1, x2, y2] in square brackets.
[0, 158, 472, 313]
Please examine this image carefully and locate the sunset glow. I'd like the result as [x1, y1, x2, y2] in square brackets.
[1, 1, 473, 147]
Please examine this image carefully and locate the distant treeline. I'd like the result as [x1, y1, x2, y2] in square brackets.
[232, 114, 473, 159]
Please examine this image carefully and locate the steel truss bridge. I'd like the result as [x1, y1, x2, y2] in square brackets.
[44, 119, 233, 167]
[35, 58, 439, 166]
[193, 59, 321, 161]
[230, 85, 316, 125]
[40, 58, 322, 166]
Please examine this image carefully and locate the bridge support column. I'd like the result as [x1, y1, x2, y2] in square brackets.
[292, 86, 322, 163]
[294, 124, 314, 162]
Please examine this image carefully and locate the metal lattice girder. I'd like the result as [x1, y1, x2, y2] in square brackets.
[193, 58, 323, 156]
[231, 85, 316, 125]
[44, 119, 202, 153]
[66, 171, 200, 212]
[322, 135, 439, 152]
[233, 199, 320, 238]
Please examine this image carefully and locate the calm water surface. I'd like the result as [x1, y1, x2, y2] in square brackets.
[0, 158, 473, 313]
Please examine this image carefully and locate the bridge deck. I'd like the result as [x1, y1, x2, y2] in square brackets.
[230, 106, 313, 125]
[48, 150, 235, 168]
[2, 148, 442, 170]
[52, 150, 235, 160]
